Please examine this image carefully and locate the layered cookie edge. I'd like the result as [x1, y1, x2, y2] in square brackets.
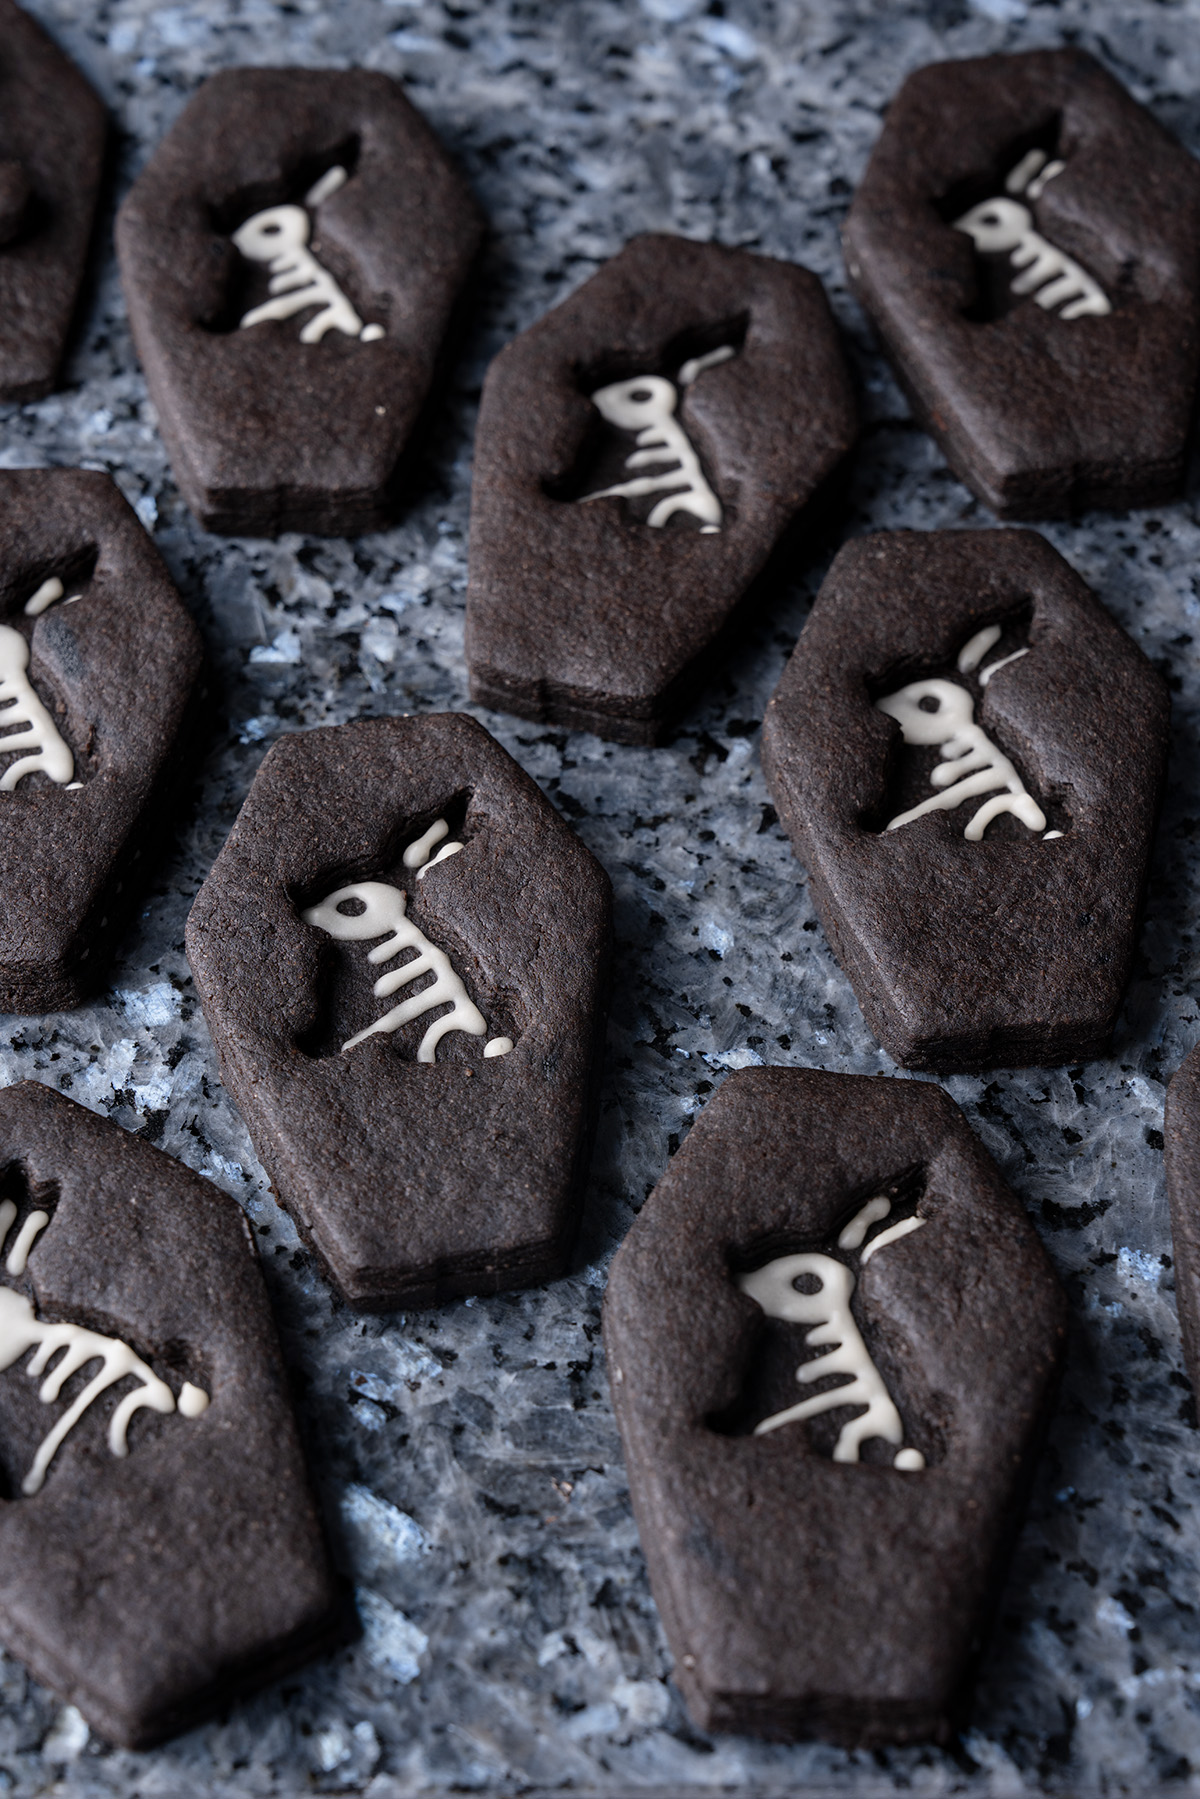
[603, 1065, 1068, 1745]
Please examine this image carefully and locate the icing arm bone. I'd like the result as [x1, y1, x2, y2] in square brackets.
[1005, 148, 1066, 203]
[0, 1199, 49, 1274]
[403, 816, 465, 881]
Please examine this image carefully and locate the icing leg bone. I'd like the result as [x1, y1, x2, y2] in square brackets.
[580, 345, 737, 532]
[954, 155, 1111, 322]
[1005, 148, 1066, 203]
[403, 816, 464, 881]
[302, 873, 513, 1060]
[0, 1199, 49, 1274]
[0, 1210, 209, 1496]
[737, 1194, 926, 1470]
[232, 169, 386, 346]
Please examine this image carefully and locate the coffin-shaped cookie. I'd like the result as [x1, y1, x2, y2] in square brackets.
[604, 1066, 1066, 1745]
[0, 1, 106, 402]
[0, 468, 203, 1014]
[465, 233, 857, 744]
[1164, 1047, 1200, 1397]
[186, 714, 612, 1309]
[116, 69, 483, 537]
[761, 528, 1168, 1072]
[0, 1081, 339, 1747]
[843, 49, 1200, 518]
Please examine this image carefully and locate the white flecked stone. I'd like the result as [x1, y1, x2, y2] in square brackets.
[0, 0, 1197, 1794]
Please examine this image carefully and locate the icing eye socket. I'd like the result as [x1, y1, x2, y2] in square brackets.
[336, 897, 366, 917]
[918, 695, 941, 713]
[628, 387, 654, 403]
[262, 222, 283, 236]
[790, 1271, 823, 1295]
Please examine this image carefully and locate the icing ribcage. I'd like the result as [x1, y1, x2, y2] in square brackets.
[579, 345, 735, 533]
[953, 152, 1110, 322]
[875, 677, 1046, 841]
[303, 880, 487, 1060]
[0, 624, 73, 790]
[303, 818, 518, 1062]
[738, 1253, 909, 1460]
[0, 1206, 209, 1495]
[232, 169, 385, 346]
[736, 1193, 926, 1471]
[0, 1287, 179, 1494]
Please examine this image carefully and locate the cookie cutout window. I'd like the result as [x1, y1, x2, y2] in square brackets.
[940, 122, 1110, 325]
[0, 1165, 208, 1497]
[870, 609, 1068, 843]
[554, 315, 747, 532]
[718, 1169, 930, 1470]
[0, 552, 97, 794]
[205, 138, 385, 345]
[298, 800, 516, 1063]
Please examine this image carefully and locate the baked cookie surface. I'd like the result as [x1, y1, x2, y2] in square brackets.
[0, 1081, 339, 1748]
[843, 49, 1200, 518]
[186, 712, 612, 1309]
[466, 232, 857, 744]
[0, 0, 106, 402]
[0, 468, 203, 1014]
[116, 68, 483, 537]
[762, 527, 1169, 1072]
[603, 1066, 1067, 1746]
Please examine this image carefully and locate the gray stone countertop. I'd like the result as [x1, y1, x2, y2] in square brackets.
[3, 0, 1200, 1793]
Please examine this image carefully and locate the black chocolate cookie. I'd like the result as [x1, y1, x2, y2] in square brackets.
[186, 713, 612, 1309]
[843, 49, 1200, 518]
[0, 468, 203, 1014]
[116, 68, 483, 537]
[0, 1, 106, 402]
[761, 528, 1168, 1072]
[604, 1065, 1067, 1746]
[0, 1080, 339, 1748]
[466, 233, 857, 744]
[1164, 1046, 1200, 1397]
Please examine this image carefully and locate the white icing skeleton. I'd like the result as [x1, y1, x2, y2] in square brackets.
[233, 165, 385, 346]
[302, 819, 514, 1061]
[580, 344, 735, 531]
[954, 150, 1111, 321]
[737, 1194, 926, 1470]
[875, 624, 1053, 842]
[0, 577, 82, 792]
[0, 1204, 209, 1496]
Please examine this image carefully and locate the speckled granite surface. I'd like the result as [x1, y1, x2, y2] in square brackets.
[1, 0, 1200, 1793]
